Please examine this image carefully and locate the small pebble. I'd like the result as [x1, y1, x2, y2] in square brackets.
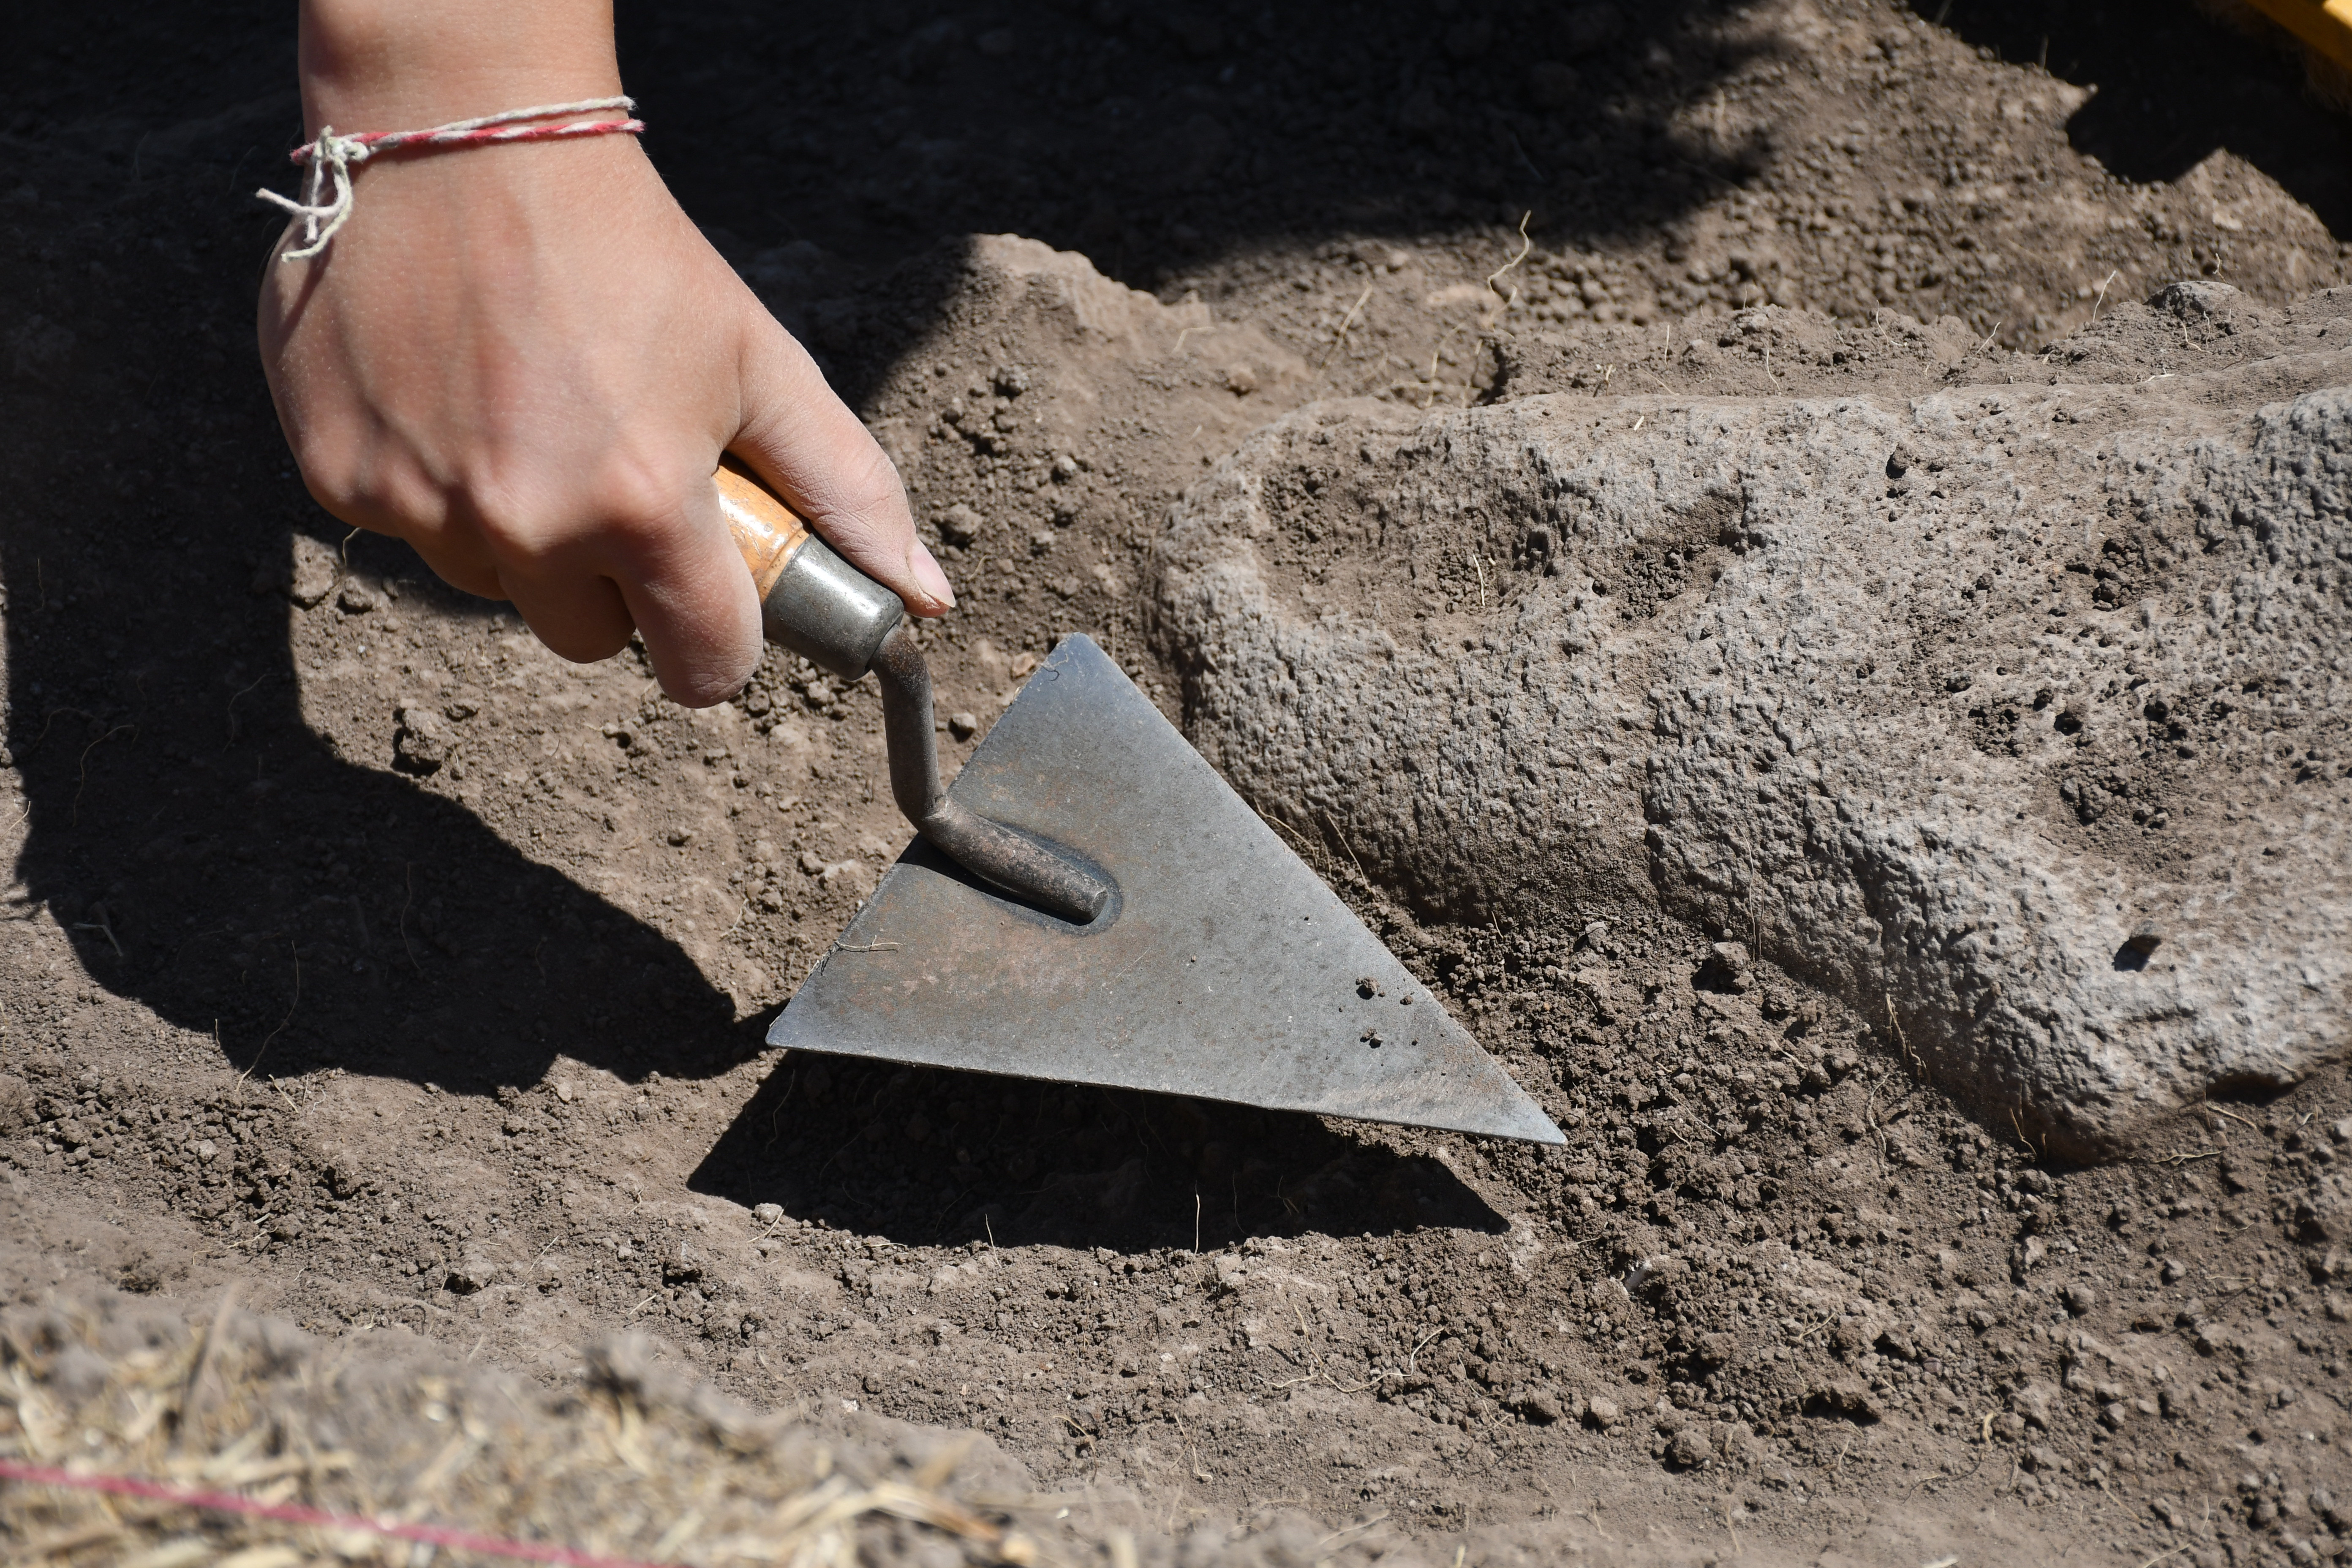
[937, 504, 983, 547]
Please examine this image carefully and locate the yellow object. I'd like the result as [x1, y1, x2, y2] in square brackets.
[2238, 0, 2352, 75]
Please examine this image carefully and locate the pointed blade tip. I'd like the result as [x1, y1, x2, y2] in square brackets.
[1435, 1105, 1568, 1148]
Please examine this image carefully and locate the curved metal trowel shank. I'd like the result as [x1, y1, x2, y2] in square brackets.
[716, 458, 1109, 925]
[868, 624, 1113, 926]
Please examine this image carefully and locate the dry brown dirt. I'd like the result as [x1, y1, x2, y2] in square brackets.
[3, 2, 2351, 1564]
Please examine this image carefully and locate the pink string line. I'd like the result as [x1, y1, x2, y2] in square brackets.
[0, 1458, 676, 1568]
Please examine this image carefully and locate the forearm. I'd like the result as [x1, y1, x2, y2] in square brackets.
[297, 0, 621, 133]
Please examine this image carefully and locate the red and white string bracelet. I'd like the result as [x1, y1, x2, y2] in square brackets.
[255, 96, 645, 261]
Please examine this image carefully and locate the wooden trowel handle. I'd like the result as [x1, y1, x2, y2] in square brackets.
[715, 454, 812, 600]
[712, 456, 904, 682]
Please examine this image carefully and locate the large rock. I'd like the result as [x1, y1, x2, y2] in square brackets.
[1157, 290, 2352, 1158]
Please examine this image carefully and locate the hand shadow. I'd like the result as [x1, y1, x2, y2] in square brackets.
[1, 514, 757, 1093]
[690, 1056, 1507, 1252]
[3, 212, 754, 1097]
[0, 8, 757, 1100]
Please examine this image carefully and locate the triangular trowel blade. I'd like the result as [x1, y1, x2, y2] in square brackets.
[768, 634, 1564, 1146]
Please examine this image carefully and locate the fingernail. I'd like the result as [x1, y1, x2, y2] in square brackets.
[909, 539, 956, 612]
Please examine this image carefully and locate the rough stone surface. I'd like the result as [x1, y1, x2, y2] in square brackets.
[1158, 289, 2352, 1159]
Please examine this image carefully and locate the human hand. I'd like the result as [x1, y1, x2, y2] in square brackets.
[258, 1, 952, 706]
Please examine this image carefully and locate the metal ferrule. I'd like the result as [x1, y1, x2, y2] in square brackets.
[868, 623, 1113, 926]
[762, 534, 905, 682]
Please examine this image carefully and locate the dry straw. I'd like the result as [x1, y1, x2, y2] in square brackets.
[0, 1292, 1057, 1567]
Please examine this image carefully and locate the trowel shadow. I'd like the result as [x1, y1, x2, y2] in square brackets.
[688, 1055, 1507, 1250]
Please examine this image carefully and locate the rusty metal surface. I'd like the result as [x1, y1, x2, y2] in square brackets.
[768, 634, 1564, 1146]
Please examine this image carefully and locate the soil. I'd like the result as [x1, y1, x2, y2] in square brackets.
[3, 1, 2351, 1564]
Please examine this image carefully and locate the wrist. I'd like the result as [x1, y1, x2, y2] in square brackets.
[297, 0, 621, 133]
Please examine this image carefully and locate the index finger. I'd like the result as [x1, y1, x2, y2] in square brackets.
[729, 312, 955, 617]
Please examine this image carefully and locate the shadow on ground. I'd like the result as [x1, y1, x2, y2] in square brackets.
[1914, 0, 2352, 235]
[627, 0, 1780, 291]
[691, 1056, 1506, 1250]
[0, 524, 754, 1092]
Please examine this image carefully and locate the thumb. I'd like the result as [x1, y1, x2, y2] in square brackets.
[730, 312, 955, 616]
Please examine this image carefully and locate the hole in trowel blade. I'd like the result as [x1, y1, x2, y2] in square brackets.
[898, 832, 1121, 935]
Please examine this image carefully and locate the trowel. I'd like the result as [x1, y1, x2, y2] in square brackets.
[716, 460, 1562, 1146]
